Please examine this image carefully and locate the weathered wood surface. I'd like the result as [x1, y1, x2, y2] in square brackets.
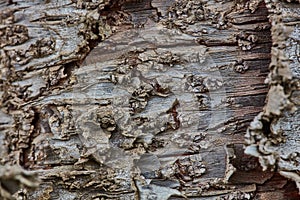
[0, 0, 299, 199]
[245, 0, 300, 195]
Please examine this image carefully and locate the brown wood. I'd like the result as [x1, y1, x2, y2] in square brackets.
[0, 0, 299, 199]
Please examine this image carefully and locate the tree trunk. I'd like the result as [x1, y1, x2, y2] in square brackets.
[0, 0, 299, 199]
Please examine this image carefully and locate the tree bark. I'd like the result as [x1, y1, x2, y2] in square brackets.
[0, 0, 299, 199]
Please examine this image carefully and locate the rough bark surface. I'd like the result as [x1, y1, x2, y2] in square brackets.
[0, 0, 299, 199]
[245, 0, 300, 195]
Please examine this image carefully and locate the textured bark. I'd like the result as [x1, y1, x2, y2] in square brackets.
[0, 0, 299, 199]
[245, 0, 300, 195]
